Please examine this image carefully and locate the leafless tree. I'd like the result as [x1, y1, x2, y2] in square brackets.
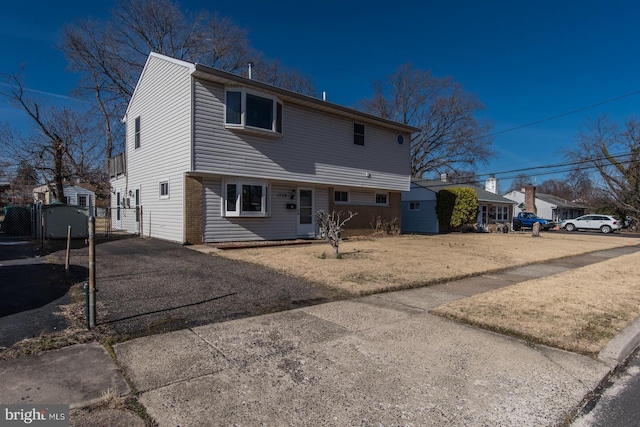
[506, 173, 533, 193]
[359, 63, 494, 177]
[568, 116, 640, 222]
[316, 210, 357, 257]
[61, 0, 315, 167]
[0, 71, 101, 201]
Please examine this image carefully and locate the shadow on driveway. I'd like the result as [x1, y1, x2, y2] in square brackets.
[0, 238, 88, 348]
[46, 237, 341, 340]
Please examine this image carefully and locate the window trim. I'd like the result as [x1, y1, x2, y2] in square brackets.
[159, 180, 170, 199]
[354, 123, 365, 146]
[134, 116, 141, 149]
[222, 178, 269, 217]
[374, 192, 389, 206]
[225, 89, 283, 137]
[496, 206, 509, 221]
[334, 190, 350, 204]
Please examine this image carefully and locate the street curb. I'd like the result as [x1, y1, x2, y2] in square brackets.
[598, 316, 640, 367]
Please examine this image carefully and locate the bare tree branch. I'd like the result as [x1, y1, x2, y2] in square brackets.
[359, 63, 494, 177]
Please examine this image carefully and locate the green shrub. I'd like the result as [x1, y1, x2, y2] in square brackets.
[436, 188, 478, 231]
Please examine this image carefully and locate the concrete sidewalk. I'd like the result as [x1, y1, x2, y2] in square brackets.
[1, 246, 639, 426]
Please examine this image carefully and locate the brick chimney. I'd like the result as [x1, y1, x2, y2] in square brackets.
[524, 185, 537, 214]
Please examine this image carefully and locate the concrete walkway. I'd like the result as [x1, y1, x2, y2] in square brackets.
[1, 246, 639, 426]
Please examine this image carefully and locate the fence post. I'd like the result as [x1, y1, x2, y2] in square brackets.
[88, 216, 96, 328]
[65, 226, 71, 271]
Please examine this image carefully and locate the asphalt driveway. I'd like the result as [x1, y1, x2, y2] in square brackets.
[48, 236, 338, 339]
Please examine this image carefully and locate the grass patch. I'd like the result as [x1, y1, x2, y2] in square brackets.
[431, 251, 640, 355]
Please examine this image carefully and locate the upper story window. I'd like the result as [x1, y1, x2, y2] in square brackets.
[78, 195, 88, 207]
[409, 202, 421, 211]
[225, 89, 282, 136]
[134, 116, 141, 149]
[354, 123, 365, 146]
[334, 190, 349, 204]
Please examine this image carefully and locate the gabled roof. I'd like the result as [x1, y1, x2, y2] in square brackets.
[412, 178, 515, 205]
[536, 193, 586, 209]
[132, 52, 420, 135]
[503, 190, 586, 209]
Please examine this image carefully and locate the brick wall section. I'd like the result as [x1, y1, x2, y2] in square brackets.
[184, 175, 203, 244]
[328, 189, 402, 237]
[524, 185, 537, 214]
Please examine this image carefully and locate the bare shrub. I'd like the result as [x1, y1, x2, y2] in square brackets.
[370, 216, 399, 236]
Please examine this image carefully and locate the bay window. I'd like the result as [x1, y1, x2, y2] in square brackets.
[225, 89, 282, 135]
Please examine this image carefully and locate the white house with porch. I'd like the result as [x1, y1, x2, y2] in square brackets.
[110, 53, 418, 244]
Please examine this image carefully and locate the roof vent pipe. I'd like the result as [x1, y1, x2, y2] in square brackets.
[248, 62, 253, 80]
[322, 91, 326, 101]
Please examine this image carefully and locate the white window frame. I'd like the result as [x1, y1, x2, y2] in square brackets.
[134, 116, 141, 149]
[496, 206, 509, 221]
[222, 178, 269, 217]
[409, 202, 421, 211]
[159, 180, 170, 199]
[225, 88, 283, 136]
[78, 194, 88, 207]
[374, 192, 389, 206]
[334, 190, 350, 204]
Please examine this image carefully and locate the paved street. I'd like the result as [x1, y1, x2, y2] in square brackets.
[572, 350, 640, 426]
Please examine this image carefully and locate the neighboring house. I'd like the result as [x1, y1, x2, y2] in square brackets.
[503, 189, 586, 221]
[110, 52, 418, 244]
[403, 177, 516, 233]
[33, 183, 96, 207]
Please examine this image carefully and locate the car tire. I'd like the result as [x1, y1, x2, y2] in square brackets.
[601, 225, 612, 234]
[565, 223, 576, 232]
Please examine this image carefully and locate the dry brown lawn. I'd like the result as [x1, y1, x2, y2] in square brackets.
[215, 232, 640, 354]
[216, 232, 635, 295]
[431, 251, 640, 355]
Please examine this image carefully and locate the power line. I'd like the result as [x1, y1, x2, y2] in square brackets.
[486, 90, 640, 139]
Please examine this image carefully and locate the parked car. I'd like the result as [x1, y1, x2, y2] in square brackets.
[562, 215, 622, 234]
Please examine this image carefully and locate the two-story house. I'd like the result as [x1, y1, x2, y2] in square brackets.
[110, 53, 418, 244]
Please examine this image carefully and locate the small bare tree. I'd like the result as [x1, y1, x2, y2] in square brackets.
[316, 210, 357, 257]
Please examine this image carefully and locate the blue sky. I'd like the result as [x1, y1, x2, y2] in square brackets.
[2, 0, 639, 191]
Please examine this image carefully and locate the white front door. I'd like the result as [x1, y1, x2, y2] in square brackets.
[297, 188, 315, 237]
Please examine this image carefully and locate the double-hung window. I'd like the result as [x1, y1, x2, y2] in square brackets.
[134, 116, 141, 149]
[159, 181, 169, 199]
[223, 179, 269, 217]
[496, 206, 509, 221]
[225, 89, 282, 136]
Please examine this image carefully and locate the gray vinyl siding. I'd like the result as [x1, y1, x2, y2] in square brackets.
[203, 177, 329, 242]
[123, 55, 193, 242]
[193, 80, 411, 191]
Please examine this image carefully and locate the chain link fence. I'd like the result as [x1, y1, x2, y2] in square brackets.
[0, 204, 142, 241]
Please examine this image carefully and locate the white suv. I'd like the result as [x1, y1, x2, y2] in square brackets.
[563, 215, 622, 234]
